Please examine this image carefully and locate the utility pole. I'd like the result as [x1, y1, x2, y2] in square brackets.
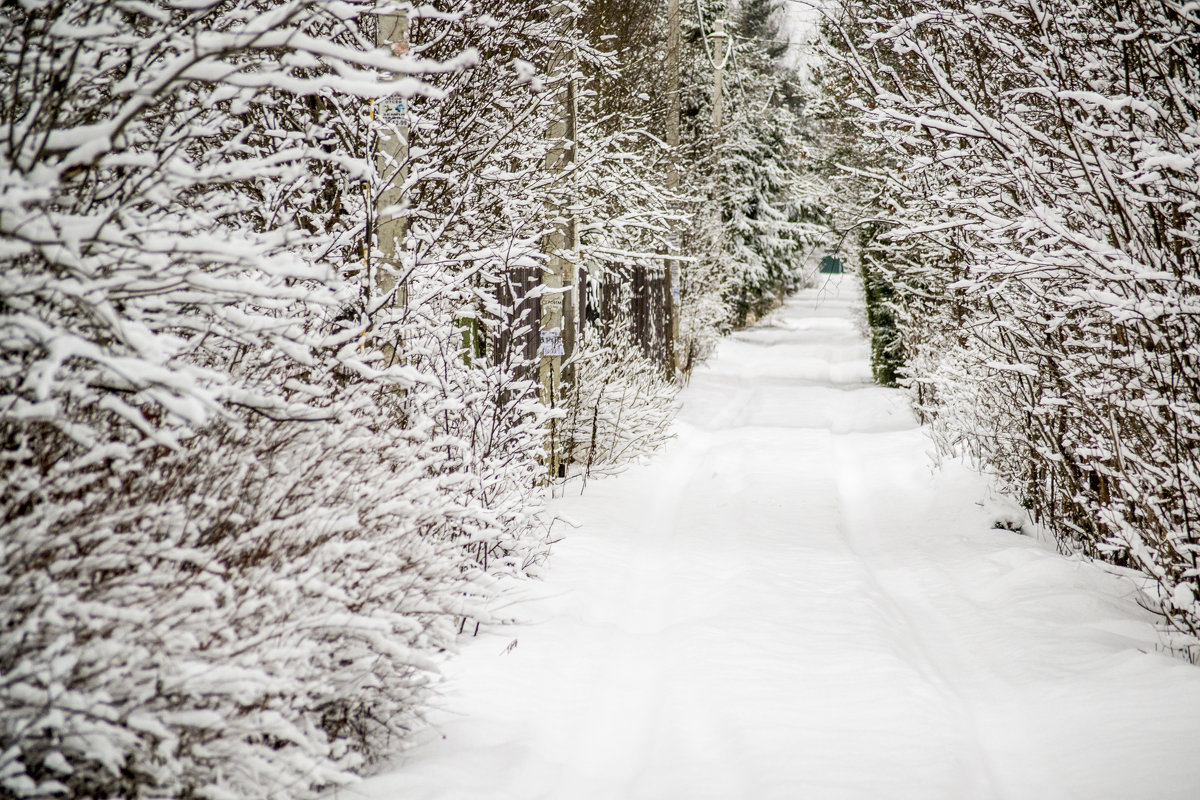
[374, 2, 410, 306]
[666, 0, 681, 192]
[666, 0, 681, 372]
[710, 18, 729, 131]
[541, 2, 578, 477]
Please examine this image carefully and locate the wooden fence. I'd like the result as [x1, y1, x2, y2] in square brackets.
[596, 262, 674, 375]
[494, 261, 675, 380]
[493, 265, 541, 382]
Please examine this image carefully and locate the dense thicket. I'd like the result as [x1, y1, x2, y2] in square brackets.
[0, 3, 548, 797]
[821, 0, 1200, 637]
[1, 0, 812, 797]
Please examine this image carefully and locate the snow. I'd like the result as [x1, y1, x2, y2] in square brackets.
[346, 276, 1200, 800]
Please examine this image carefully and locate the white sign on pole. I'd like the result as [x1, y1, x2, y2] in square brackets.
[540, 329, 565, 357]
[543, 292, 564, 316]
[379, 94, 408, 126]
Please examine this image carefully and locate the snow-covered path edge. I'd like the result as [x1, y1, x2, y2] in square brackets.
[344, 275, 1200, 800]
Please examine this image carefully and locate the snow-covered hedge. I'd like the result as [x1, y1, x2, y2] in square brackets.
[823, 0, 1200, 637]
[560, 325, 680, 482]
[0, 2, 549, 797]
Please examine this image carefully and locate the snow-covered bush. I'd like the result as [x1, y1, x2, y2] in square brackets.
[0, 2, 551, 797]
[1, 392, 499, 799]
[560, 323, 679, 482]
[383, 0, 586, 559]
[822, 0, 1200, 636]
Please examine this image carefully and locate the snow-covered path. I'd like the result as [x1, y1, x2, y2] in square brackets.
[350, 276, 1200, 800]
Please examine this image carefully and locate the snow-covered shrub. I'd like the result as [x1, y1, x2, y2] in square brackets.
[822, 0, 1200, 636]
[0, 2, 552, 797]
[560, 321, 679, 482]
[405, 0, 686, 483]
[0, 390, 495, 799]
[389, 261, 553, 578]
[377, 0, 585, 566]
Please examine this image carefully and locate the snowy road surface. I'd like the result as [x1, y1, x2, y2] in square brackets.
[349, 276, 1200, 800]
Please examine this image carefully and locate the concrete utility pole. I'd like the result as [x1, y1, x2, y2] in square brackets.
[541, 2, 579, 477]
[374, 2, 410, 304]
[666, 0, 681, 192]
[710, 18, 729, 131]
[666, 0, 681, 370]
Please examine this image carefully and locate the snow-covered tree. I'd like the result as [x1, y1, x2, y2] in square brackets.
[822, 0, 1200, 637]
[0, 3, 551, 797]
[674, 0, 824, 348]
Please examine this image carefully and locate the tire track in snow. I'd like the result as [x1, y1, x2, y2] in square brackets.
[830, 431, 1006, 800]
[547, 426, 724, 798]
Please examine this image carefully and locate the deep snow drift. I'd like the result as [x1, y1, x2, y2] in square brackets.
[346, 276, 1200, 800]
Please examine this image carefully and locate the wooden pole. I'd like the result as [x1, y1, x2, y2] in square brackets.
[711, 19, 728, 131]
